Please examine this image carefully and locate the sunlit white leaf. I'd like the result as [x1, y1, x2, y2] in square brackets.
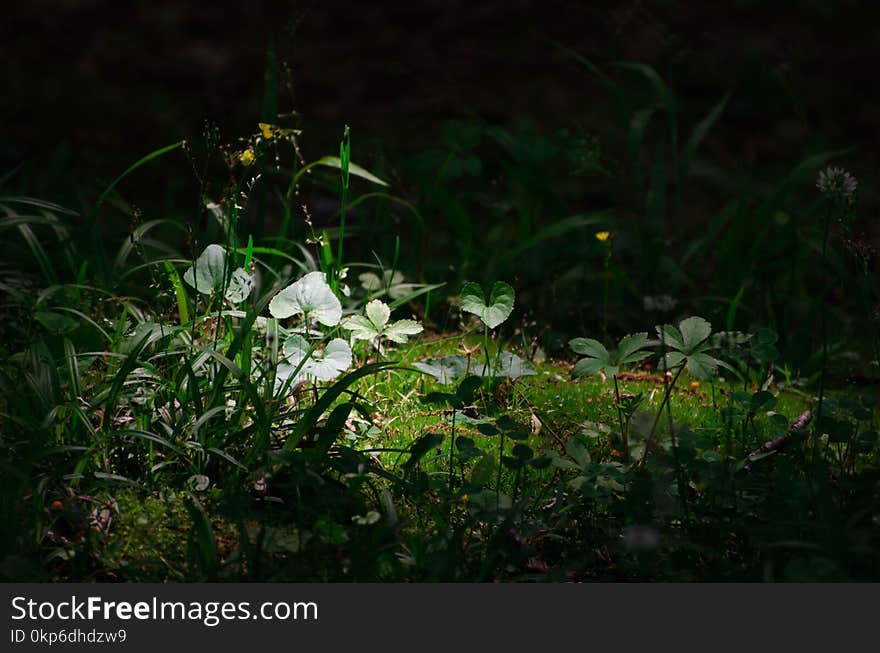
[341, 299, 423, 345]
[269, 271, 342, 326]
[183, 244, 227, 295]
[359, 270, 408, 298]
[341, 315, 377, 342]
[365, 299, 390, 331]
[224, 267, 254, 303]
[281, 334, 352, 383]
[383, 319, 423, 344]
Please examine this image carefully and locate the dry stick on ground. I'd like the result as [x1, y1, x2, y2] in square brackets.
[744, 409, 812, 471]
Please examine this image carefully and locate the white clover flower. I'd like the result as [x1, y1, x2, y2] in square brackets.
[816, 166, 857, 204]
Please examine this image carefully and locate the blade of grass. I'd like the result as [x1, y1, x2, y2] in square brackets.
[163, 260, 191, 326]
[94, 141, 185, 218]
[63, 338, 81, 400]
[679, 93, 730, 182]
[285, 155, 388, 199]
[17, 223, 57, 284]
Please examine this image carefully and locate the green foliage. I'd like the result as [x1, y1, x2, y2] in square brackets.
[570, 332, 650, 378]
[412, 352, 536, 383]
[655, 316, 728, 381]
[342, 299, 423, 345]
[460, 281, 515, 330]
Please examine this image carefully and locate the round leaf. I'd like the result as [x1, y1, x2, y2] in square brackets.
[183, 244, 228, 295]
[269, 271, 342, 326]
[480, 351, 536, 378]
[412, 354, 473, 384]
[312, 339, 353, 380]
[281, 334, 352, 382]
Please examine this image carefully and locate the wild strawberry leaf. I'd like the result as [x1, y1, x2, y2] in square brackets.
[341, 299, 423, 344]
[655, 317, 725, 380]
[383, 319, 423, 344]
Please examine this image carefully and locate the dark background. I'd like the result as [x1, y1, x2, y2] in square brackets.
[3, 0, 878, 190]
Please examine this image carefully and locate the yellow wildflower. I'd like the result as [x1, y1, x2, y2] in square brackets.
[239, 149, 255, 166]
[258, 122, 277, 139]
[595, 231, 611, 242]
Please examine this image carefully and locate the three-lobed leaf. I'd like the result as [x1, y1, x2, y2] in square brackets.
[342, 299, 424, 344]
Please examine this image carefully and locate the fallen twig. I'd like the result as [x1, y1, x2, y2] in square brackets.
[743, 409, 812, 471]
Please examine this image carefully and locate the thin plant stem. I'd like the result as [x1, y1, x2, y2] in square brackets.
[602, 246, 611, 338]
[496, 430, 505, 510]
[483, 324, 492, 379]
[612, 374, 628, 462]
[638, 365, 684, 469]
[814, 208, 832, 465]
[448, 409, 457, 493]
[664, 371, 690, 525]
[335, 126, 351, 292]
